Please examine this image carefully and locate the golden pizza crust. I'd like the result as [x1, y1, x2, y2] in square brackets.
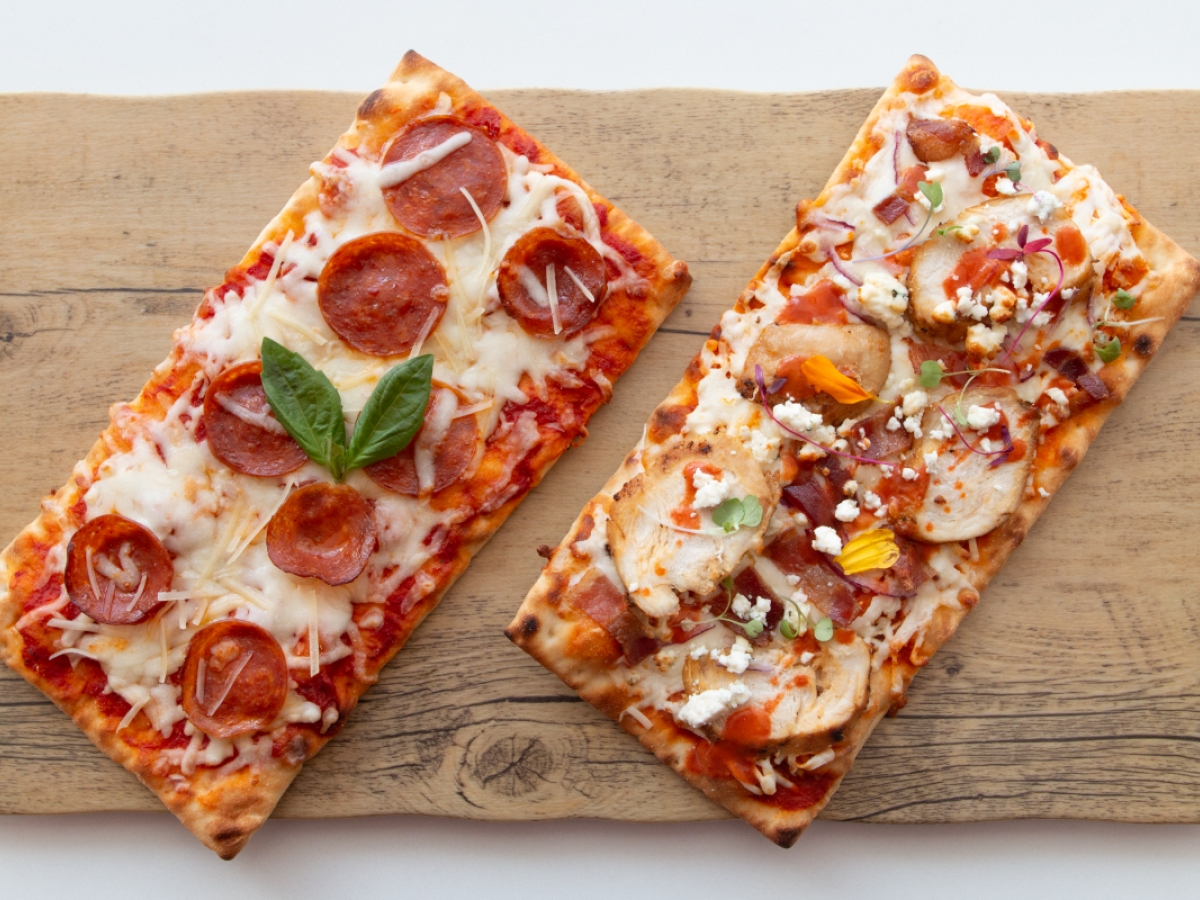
[0, 50, 690, 859]
[507, 54, 1200, 846]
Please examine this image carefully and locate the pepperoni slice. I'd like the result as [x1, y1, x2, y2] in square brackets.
[203, 361, 308, 477]
[496, 228, 607, 338]
[65, 515, 173, 625]
[317, 232, 449, 356]
[181, 620, 288, 738]
[266, 483, 377, 585]
[382, 116, 507, 239]
[364, 388, 479, 496]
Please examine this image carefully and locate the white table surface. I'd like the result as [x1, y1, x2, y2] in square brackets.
[2, 2, 1197, 896]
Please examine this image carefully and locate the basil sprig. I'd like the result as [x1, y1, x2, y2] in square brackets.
[260, 337, 432, 481]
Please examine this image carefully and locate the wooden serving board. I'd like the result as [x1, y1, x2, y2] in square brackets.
[1, 88, 1198, 825]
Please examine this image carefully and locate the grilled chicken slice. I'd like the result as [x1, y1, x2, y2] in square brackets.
[741, 322, 890, 422]
[908, 196, 1094, 343]
[681, 635, 871, 753]
[608, 434, 777, 620]
[898, 384, 1038, 542]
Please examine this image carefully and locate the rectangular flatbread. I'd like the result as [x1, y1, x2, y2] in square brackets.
[0, 51, 690, 858]
[507, 55, 1200, 846]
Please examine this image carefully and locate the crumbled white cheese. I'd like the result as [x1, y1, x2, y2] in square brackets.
[902, 390, 929, 417]
[858, 273, 911, 331]
[731, 593, 753, 618]
[798, 651, 815, 665]
[676, 683, 751, 728]
[1045, 387, 1068, 406]
[1038, 487, 1051, 498]
[738, 425, 779, 464]
[716, 637, 753, 675]
[748, 596, 772, 625]
[902, 415, 923, 439]
[955, 287, 989, 321]
[689, 645, 710, 660]
[995, 176, 1018, 195]
[812, 526, 843, 556]
[691, 468, 730, 509]
[773, 401, 824, 434]
[862, 490, 882, 511]
[1027, 190, 1062, 223]
[886, 414, 903, 432]
[901, 467, 918, 481]
[932, 300, 958, 324]
[966, 404, 1002, 431]
[1011, 260, 1029, 291]
[834, 499, 860, 522]
[966, 322, 1007, 357]
[842, 479, 858, 495]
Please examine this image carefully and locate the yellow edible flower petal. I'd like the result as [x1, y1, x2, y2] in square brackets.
[835, 529, 900, 574]
[799, 355, 876, 404]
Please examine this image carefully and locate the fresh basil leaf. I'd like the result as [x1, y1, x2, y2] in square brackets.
[1004, 161, 1022, 184]
[983, 146, 1001, 164]
[780, 619, 798, 639]
[260, 337, 346, 477]
[345, 354, 434, 471]
[814, 617, 835, 642]
[919, 359, 945, 388]
[711, 498, 744, 533]
[740, 495, 763, 528]
[1113, 289, 1137, 310]
[1096, 336, 1121, 364]
[743, 619, 765, 639]
[917, 180, 943, 210]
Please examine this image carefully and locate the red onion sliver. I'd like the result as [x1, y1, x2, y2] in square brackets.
[825, 249, 863, 287]
[998, 248, 1065, 365]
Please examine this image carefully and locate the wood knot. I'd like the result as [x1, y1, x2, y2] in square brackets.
[475, 737, 553, 798]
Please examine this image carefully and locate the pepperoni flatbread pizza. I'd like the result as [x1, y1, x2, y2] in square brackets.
[0, 51, 690, 858]
[507, 56, 1200, 846]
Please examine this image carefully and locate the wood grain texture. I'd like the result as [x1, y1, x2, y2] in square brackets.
[1, 88, 1197, 825]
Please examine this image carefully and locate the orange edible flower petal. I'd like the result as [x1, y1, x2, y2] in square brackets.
[799, 355, 876, 404]
[835, 529, 900, 574]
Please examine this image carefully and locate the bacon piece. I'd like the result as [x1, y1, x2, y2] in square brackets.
[873, 194, 910, 225]
[850, 407, 913, 461]
[572, 574, 657, 665]
[906, 118, 976, 163]
[777, 279, 848, 325]
[764, 530, 856, 626]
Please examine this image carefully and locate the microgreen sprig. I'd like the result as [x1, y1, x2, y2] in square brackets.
[1112, 289, 1137, 311]
[778, 596, 833, 642]
[689, 578, 765, 639]
[918, 360, 1010, 390]
[711, 496, 763, 534]
[1095, 335, 1122, 364]
[260, 337, 432, 481]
